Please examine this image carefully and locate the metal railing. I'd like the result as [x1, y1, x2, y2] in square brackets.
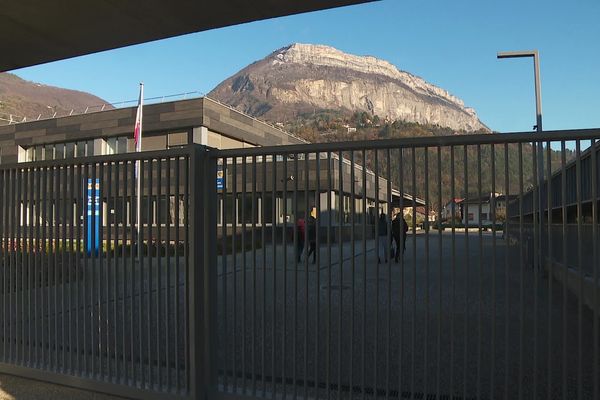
[213, 130, 600, 400]
[0, 145, 217, 400]
[0, 128, 599, 400]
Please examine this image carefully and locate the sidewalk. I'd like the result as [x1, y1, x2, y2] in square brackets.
[0, 373, 123, 400]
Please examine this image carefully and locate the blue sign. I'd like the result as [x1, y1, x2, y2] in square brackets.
[86, 178, 100, 254]
[217, 165, 224, 190]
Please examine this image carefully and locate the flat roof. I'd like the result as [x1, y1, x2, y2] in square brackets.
[1, 0, 375, 72]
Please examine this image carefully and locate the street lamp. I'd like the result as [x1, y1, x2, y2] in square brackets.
[497, 50, 544, 269]
[496, 50, 542, 133]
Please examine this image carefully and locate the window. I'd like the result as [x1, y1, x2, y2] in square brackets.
[168, 132, 188, 148]
[76, 141, 86, 157]
[54, 143, 64, 159]
[65, 143, 75, 159]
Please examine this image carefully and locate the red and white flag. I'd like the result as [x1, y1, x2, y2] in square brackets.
[134, 83, 144, 152]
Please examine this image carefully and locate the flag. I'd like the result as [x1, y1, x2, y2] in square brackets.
[134, 83, 144, 152]
[134, 83, 144, 260]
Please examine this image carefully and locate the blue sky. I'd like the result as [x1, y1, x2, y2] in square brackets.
[12, 0, 600, 133]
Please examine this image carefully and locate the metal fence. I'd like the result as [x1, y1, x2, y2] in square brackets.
[214, 130, 600, 400]
[0, 146, 217, 400]
[0, 129, 599, 400]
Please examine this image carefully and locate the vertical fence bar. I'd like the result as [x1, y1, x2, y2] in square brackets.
[68, 163, 74, 374]
[373, 148, 380, 396]
[411, 147, 417, 400]
[97, 161, 104, 380]
[90, 162, 97, 378]
[9, 167, 14, 365]
[531, 142, 538, 400]
[184, 152, 191, 395]
[450, 145, 456, 399]
[128, 160, 135, 384]
[315, 151, 321, 400]
[17, 166, 23, 366]
[518, 143, 524, 400]
[29, 165, 35, 368]
[220, 156, 227, 392]
[252, 155, 257, 396]
[242, 155, 247, 395]
[575, 140, 583, 400]
[112, 161, 119, 382]
[505, 143, 511, 400]
[292, 153, 298, 400]
[146, 158, 153, 387]
[349, 150, 356, 400]
[476, 144, 482, 400]
[385, 147, 391, 400]
[463, 144, 469, 400]
[271, 152, 276, 398]
[137, 160, 144, 385]
[560, 141, 567, 400]
[326, 151, 332, 400]
[0, 168, 4, 364]
[398, 147, 405, 399]
[361, 148, 366, 400]
[99, 161, 106, 380]
[545, 141, 552, 400]
[58, 163, 65, 373]
[303, 152, 309, 400]
[436, 146, 442, 400]
[423, 147, 430, 398]
[261, 155, 266, 395]
[17, 166, 21, 367]
[231, 156, 238, 391]
[76, 163, 82, 375]
[1, 168, 6, 364]
[281, 155, 287, 399]
[174, 156, 180, 392]
[337, 151, 343, 400]
[42, 165, 48, 370]
[156, 158, 162, 388]
[165, 157, 171, 390]
[591, 138, 598, 400]
[490, 144, 497, 400]
[10, 166, 15, 365]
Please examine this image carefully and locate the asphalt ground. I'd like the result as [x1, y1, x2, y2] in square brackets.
[217, 231, 599, 400]
[1, 230, 597, 399]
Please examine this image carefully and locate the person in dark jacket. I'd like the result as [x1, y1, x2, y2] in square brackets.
[391, 212, 409, 262]
[377, 210, 389, 263]
[296, 214, 306, 262]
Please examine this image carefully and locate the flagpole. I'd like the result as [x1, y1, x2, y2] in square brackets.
[136, 83, 144, 261]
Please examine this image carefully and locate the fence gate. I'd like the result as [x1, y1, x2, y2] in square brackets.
[213, 130, 600, 400]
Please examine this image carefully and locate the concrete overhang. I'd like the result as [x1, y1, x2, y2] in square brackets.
[1, 0, 376, 72]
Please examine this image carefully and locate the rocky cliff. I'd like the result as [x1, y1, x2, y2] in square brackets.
[210, 43, 489, 132]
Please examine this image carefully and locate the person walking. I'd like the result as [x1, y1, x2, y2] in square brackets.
[377, 209, 389, 263]
[306, 207, 317, 264]
[391, 212, 402, 262]
[402, 214, 409, 254]
[296, 214, 306, 262]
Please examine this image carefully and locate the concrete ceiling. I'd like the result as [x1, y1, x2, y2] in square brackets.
[0, 0, 376, 72]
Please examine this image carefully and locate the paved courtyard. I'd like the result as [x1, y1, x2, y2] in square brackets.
[217, 230, 598, 400]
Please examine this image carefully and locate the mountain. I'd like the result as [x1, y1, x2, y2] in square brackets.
[210, 43, 489, 132]
[0, 72, 111, 124]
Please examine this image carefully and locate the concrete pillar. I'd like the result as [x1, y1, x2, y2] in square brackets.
[193, 126, 208, 145]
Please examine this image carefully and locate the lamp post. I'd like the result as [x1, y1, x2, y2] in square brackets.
[497, 50, 544, 269]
